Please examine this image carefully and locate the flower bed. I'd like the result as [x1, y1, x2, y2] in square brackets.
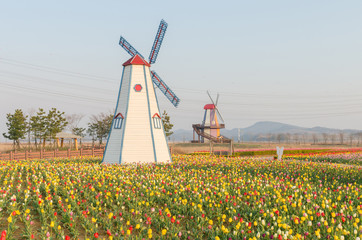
[285, 151, 362, 166]
[192, 148, 362, 157]
[0, 155, 361, 239]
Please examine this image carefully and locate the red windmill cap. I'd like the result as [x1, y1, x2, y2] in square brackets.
[204, 104, 215, 110]
[123, 54, 151, 67]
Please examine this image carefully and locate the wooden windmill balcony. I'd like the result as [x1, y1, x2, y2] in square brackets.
[191, 124, 231, 143]
[201, 123, 225, 129]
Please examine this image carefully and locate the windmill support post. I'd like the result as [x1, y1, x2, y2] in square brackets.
[74, 138, 78, 151]
[229, 140, 234, 156]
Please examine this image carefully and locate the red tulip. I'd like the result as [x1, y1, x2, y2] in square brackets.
[1, 230, 6, 240]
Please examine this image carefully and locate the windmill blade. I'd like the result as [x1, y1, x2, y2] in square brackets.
[207, 91, 223, 121]
[207, 91, 216, 106]
[149, 19, 168, 64]
[119, 36, 144, 59]
[215, 107, 225, 123]
[151, 70, 180, 107]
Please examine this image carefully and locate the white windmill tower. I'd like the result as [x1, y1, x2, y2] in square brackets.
[102, 19, 180, 164]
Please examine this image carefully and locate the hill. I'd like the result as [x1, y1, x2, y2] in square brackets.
[170, 121, 362, 142]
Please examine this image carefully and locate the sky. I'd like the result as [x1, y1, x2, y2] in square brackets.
[1, 0, 362, 141]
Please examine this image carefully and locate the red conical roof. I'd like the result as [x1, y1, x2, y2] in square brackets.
[123, 54, 151, 67]
[204, 104, 216, 110]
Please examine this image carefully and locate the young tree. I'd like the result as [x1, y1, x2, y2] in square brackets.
[293, 133, 300, 144]
[312, 133, 318, 144]
[330, 134, 337, 144]
[87, 124, 97, 146]
[72, 127, 86, 145]
[339, 132, 344, 145]
[29, 108, 47, 149]
[29, 108, 68, 148]
[66, 113, 84, 131]
[3, 109, 28, 149]
[88, 113, 113, 145]
[357, 132, 362, 146]
[322, 133, 329, 144]
[348, 133, 354, 146]
[45, 108, 68, 143]
[285, 133, 291, 144]
[161, 110, 174, 138]
[26, 108, 36, 149]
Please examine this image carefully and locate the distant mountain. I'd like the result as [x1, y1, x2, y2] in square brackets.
[233, 121, 308, 134]
[170, 121, 362, 142]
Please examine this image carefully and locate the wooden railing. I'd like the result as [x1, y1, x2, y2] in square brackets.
[192, 124, 231, 143]
[0, 148, 105, 160]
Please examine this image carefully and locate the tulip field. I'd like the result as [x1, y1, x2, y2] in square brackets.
[285, 151, 362, 166]
[0, 154, 361, 240]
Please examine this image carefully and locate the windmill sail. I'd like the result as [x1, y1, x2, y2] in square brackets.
[207, 91, 224, 123]
[119, 36, 144, 59]
[151, 71, 180, 107]
[149, 19, 168, 64]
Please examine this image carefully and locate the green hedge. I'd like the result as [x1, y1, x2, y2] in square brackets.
[232, 149, 329, 157]
[190, 149, 331, 157]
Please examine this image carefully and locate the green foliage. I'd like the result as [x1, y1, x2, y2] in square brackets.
[288, 153, 362, 166]
[29, 108, 47, 146]
[232, 149, 330, 157]
[3, 109, 28, 148]
[87, 113, 113, 145]
[45, 108, 68, 139]
[161, 110, 173, 137]
[72, 127, 86, 138]
[234, 149, 328, 156]
[190, 149, 331, 156]
[29, 108, 68, 147]
[72, 127, 86, 144]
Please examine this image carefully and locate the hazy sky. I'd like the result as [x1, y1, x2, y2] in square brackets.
[1, 0, 362, 141]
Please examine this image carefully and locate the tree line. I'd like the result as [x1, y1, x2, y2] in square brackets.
[3, 108, 68, 149]
[254, 132, 362, 145]
[3, 108, 173, 149]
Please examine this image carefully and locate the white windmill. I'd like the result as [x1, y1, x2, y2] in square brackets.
[102, 19, 180, 164]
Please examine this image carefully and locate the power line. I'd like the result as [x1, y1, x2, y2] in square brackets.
[2, 57, 362, 99]
[0, 71, 116, 95]
[1, 57, 361, 122]
[0, 58, 119, 83]
[0, 82, 113, 104]
[1, 76, 361, 115]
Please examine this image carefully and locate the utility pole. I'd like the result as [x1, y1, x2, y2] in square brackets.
[238, 128, 241, 143]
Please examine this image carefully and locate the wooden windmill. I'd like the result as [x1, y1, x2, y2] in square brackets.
[192, 92, 230, 143]
[103, 19, 180, 164]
